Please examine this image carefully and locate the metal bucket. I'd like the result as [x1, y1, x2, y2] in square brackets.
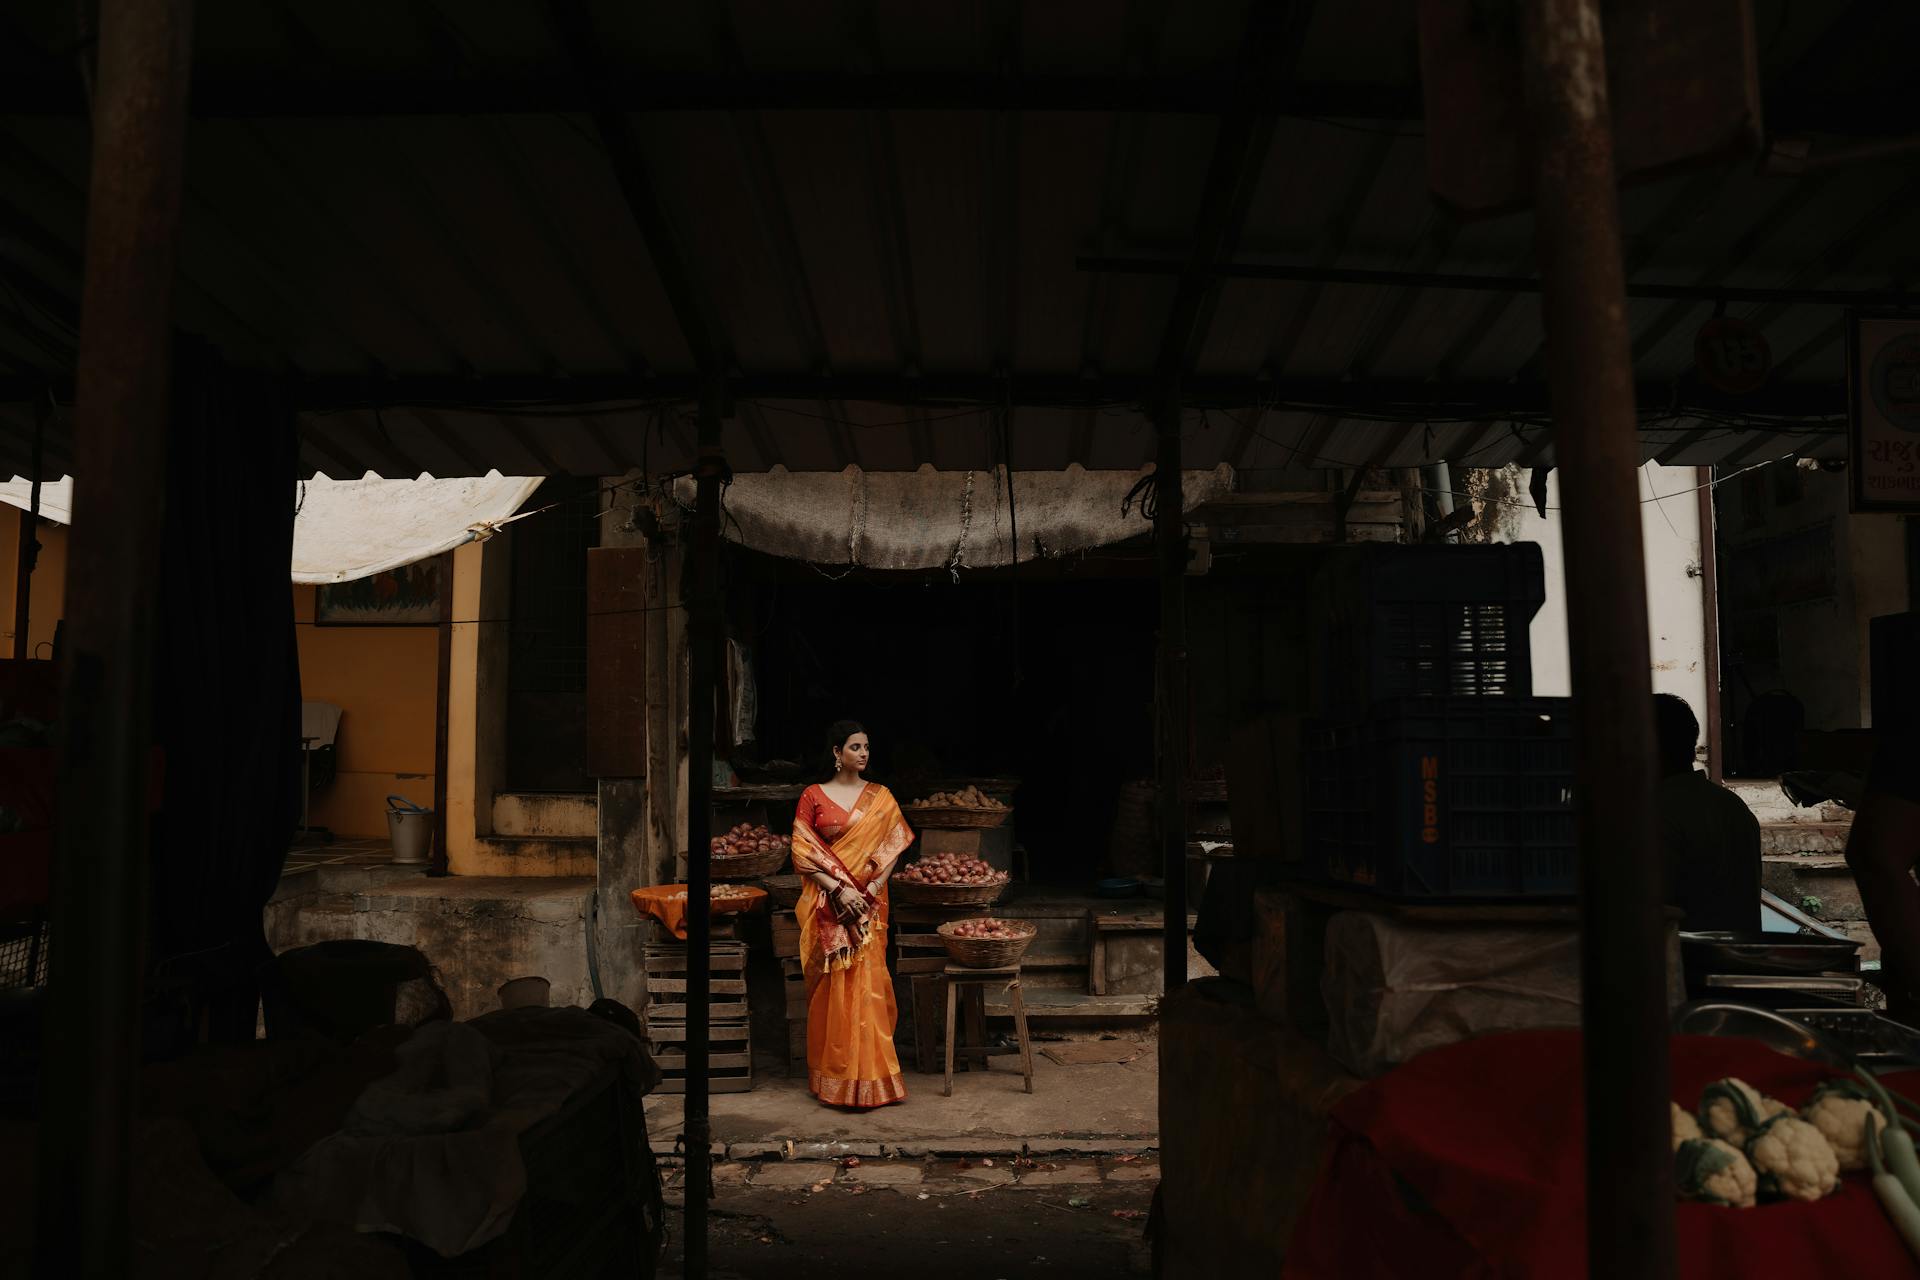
[386, 795, 433, 866]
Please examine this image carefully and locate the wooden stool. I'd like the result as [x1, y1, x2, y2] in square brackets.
[942, 963, 1034, 1097]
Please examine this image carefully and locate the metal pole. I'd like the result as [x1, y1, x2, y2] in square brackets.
[11, 405, 46, 660]
[1696, 468, 1724, 782]
[33, 0, 196, 1274]
[1155, 406, 1189, 996]
[682, 401, 725, 1279]
[1517, 3, 1674, 1277]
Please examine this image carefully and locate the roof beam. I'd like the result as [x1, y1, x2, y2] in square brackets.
[0, 73, 1905, 137]
[1152, 5, 1311, 399]
[1081, 256, 1920, 307]
[0, 72, 1411, 118]
[0, 370, 1838, 420]
[542, 1, 725, 384]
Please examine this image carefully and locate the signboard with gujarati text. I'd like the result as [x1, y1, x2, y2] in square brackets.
[1847, 313, 1920, 513]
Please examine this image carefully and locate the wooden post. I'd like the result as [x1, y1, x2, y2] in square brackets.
[1517, 2, 1674, 1276]
[587, 543, 655, 1008]
[429, 549, 454, 876]
[10, 405, 47, 661]
[1155, 405, 1189, 996]
[681, 402, 726, 1279]
[34, 0, 196, 1272]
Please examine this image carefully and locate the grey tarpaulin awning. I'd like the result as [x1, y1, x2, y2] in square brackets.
[680, 464, 1234, 570]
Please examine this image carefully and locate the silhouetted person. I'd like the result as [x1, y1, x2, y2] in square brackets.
[1654, 693, 1760, 932]
[1845, 722, 1920, 1022]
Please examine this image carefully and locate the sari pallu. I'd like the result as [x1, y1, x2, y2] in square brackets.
[790, 783, 913, 1109]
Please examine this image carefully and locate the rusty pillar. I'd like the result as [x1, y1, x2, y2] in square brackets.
[1517, 2, 1674, 1276]
[682, 401, 725, 1280]
[1155, 406, 1189, 995]
[33, 0, 196, 1273]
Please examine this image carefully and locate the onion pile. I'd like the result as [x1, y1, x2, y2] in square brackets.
[710, 823, 782, 858]
[896, 854, 1009, 886]
[667, 884, 757, 902]
[914, 786, 1007, 811]
[946, 917, 1026, 940]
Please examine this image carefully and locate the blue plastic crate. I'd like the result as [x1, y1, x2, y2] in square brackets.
[1307, 697, 1576, 899]
[1311, 543, 1547, 715]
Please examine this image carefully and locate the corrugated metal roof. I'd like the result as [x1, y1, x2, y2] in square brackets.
[0, 0, 1902, 478]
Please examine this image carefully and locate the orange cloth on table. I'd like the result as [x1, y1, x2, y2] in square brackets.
[791, 782, 913, 1109]
[628, 883, 766, 940]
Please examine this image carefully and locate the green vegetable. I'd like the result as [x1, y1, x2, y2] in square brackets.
[1700, 1077, 1788, 1147]
[1745, 1113, 1840, 1202]
[1857, 1069, 1920, 1212]
[1803, 1079, 1888, 1173]
[1869, 1108, 1920, 1263]
[1674, 1137, 1757, 1208]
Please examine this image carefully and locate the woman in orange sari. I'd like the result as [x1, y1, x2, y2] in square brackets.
[790, 720, 912, 1109]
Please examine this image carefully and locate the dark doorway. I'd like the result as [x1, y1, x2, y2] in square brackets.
[736, 555, 1160, 885]
[506, 477, 601, 791]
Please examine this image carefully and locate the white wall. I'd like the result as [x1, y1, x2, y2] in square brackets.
[1485, 463, 1710, 727]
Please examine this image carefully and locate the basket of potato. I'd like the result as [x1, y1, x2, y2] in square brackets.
[904, 786, 1011, 830]
[938, 917, 1037, 968]
[890, 853, 1011, 906]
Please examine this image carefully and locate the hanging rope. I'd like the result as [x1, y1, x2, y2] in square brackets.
[1121, 469, 1160, 521]
[999, 398, 1020, 571]
[847, 468, 869, 568]
[946, 470, 976, 583]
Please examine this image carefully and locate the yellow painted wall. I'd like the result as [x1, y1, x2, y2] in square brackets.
[293, 585, 439, 838]
[0, 510, 67, 661]
[2, 522, 443, 841]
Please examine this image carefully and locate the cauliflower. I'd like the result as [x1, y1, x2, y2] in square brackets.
[1674, 1137, 1758, 1208]
[1801, 1079, 1887, 1173]
[1672, 1101, 1703, 1152]
[1700, 1078, 1791, 1148]
[1745, 1113, 1840, 1202]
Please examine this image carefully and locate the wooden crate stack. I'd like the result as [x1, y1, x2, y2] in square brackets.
[772, 910, 806, 1075]
[643, 940, 752, 1094]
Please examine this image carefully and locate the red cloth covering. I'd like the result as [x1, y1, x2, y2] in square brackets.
[1284, 1029, 1920, 1279]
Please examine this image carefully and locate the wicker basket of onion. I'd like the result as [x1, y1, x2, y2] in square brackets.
[904, 786, 1011, 830]
[938, 917, 1037, 968]
[889, 853, 1010, 906]
[703, 823, 790, 880]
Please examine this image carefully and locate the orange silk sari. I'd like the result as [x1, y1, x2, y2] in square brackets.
[791, 782, 913, 1108]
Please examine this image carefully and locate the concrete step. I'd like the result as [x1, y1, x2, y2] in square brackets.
[1759, 823, 1851, 858]
[1730, 780, 1854, 826]
[492, 790, 597, 839]
[984, 990, 1158, 1018]
[464, 835, 597, 877]
[1761, 855, 1866, 922]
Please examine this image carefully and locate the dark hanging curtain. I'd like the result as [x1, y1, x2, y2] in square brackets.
[148, 343, 303, 1045]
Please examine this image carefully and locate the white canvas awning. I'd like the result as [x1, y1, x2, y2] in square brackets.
[291, 473, 544, 584]
[0, 475, 73, 525]
[4, 472, 543, 584]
